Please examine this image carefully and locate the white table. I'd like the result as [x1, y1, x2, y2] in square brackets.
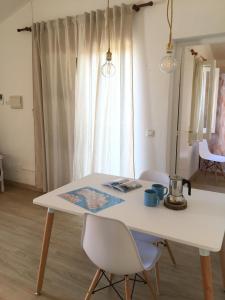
[33, 173, 225, 300]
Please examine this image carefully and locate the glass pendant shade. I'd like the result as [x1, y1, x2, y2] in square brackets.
[101, 49, 115, 77]
[160, 52, 177, 74]
[160, 0, 177, 74]
[101, 60, 116, 77]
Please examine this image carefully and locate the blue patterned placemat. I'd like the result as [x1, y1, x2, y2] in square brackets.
[59, 186, 125, 213]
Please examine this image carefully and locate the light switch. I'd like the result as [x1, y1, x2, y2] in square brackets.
[145, 129, 155, 137]
[9, 96, 23, 109]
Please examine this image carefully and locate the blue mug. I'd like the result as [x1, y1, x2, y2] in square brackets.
[144, 189, 160, 207]
[152, 184, 168, 201]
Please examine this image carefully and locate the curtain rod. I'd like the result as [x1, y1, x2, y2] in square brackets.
[17, 26, 32, 32]
[17, 1, 154, 32]
[132, 1, 154, 11]
[190, 49, 207, 62]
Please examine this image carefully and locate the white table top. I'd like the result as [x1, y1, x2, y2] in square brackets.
[33, 173, 225, 252]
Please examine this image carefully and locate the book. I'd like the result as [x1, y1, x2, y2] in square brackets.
[103, 178, 142, 193]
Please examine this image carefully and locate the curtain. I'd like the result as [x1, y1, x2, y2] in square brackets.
[211, 74, 225, 155]
[188, 58, 216, 145]
[73, 5, 134, 179]
[188, 59, 206, 145]
[32, 18, 77, 191]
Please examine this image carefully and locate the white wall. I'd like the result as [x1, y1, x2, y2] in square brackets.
[0, 0, 225, 185]
[0, 3, 34, 185]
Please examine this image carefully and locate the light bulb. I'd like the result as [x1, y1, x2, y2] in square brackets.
[101, 49, 116, 78]
[101, 60, 116, 78]
[160, 52, 177, 74]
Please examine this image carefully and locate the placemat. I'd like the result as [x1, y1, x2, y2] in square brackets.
[59, 186, 125, 213]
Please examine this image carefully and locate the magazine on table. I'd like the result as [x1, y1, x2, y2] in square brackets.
[103, 178, 142, 193]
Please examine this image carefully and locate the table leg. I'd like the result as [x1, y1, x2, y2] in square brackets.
[35, 208, 54, 295]
[199, 249, 214, 300]
[220, 236, 225, 291]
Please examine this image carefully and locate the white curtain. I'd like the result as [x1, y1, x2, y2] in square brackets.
[33, 18, 77, 191]
[73, 5, 134, 179]
[189, 58, 216, 146]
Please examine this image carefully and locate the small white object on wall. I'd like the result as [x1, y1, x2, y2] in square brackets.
[9, 96, 23, 109]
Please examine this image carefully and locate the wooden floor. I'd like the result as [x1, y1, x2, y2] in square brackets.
[0, 185, 224, 300]
[191, 170, 225, 194]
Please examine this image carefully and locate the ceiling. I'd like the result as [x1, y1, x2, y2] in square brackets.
[0, 0, 30, 23]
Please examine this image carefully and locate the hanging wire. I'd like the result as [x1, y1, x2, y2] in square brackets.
[166, 0, 173, 50]
[101, 0, 115, 76]
[107, 0, 111, 52]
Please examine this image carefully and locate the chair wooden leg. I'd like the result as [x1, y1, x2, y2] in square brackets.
[0, 161, 4, 192]
[205, 160, 209, 176]
[85, 269, 102, 300]
[155, 263, 160, 295]
[215, 162, 219, 181]
[219, 236, 225, 290]
[142, 271, 157, 300]
[109, 273, 114, 283]
[1, 177, 4, 192]
[125, 276, 131, 300]
[165, 240, 176, 266]
[219, 163, 225, 179]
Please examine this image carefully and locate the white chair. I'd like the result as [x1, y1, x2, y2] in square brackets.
[82, 213, 161, 300]
[0, 155, 4, 192]
[139, 170, 169, 185]
[199, 139, 225, 178]
[132, 170, 176, 266]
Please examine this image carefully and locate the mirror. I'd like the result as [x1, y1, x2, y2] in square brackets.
[176, 42, 225, 184]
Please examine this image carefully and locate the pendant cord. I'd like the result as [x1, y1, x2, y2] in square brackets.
[107, 0, 111, 52]
[166, 0, 173, 50]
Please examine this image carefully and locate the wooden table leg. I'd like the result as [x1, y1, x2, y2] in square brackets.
[35, 208, 54, 295]
[219, 236, 225, 291]
[200, 249, 214, 300]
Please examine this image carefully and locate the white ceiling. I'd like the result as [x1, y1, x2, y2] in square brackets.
[0, 0, 30, 23]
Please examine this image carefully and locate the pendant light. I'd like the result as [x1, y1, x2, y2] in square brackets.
[101, 0, 116, 77]
[160, 0, 177, 74]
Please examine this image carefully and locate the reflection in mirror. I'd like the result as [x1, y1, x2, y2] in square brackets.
[176, 41, 225, 190]
[189, 58, 217, 145]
